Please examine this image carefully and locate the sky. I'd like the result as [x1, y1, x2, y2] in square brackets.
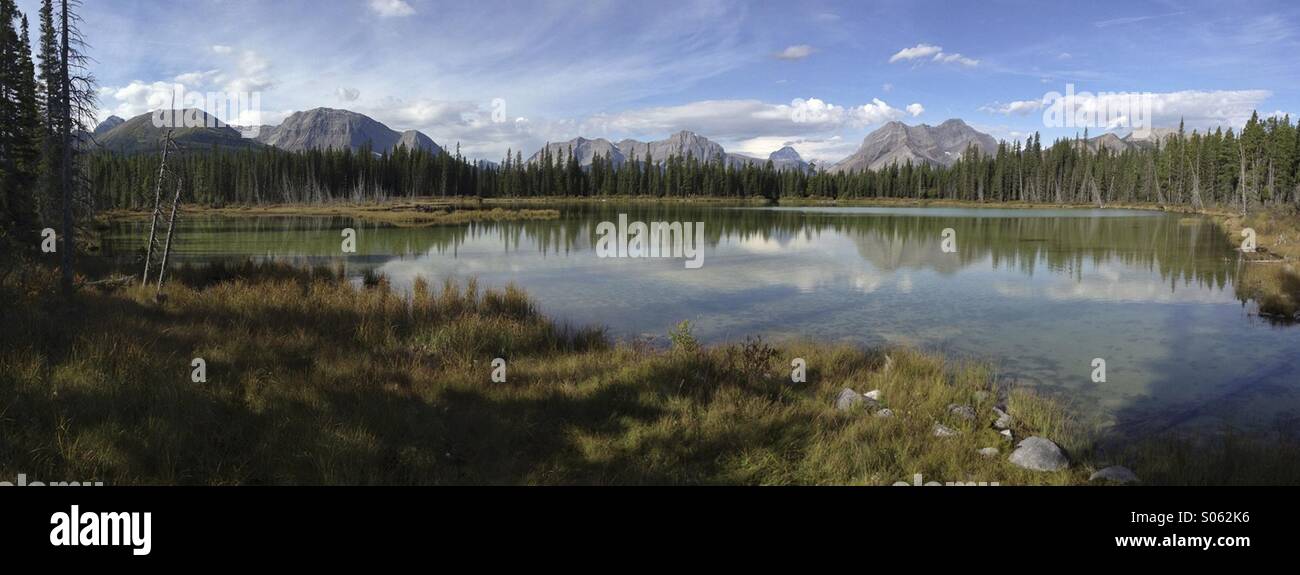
[15, 0, 1300, 164]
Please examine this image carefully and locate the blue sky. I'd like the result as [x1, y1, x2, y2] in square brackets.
[16, 0, 1300, 163]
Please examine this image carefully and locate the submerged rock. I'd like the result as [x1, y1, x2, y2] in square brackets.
[1009, 437, 1069, 471]
[1089, 466, 1139, 484]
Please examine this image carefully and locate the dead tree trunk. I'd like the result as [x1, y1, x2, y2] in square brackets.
[156, 178, 183, 291]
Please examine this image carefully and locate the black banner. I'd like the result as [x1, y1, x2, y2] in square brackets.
[0, 486, 1284, 563]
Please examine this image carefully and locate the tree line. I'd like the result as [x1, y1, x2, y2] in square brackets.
[0, 0, 94, 291]
[83, 113, 1300, 213]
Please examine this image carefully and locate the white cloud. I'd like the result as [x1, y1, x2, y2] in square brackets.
[882, 83, 894, 93]
[853, 98, 910, 124]
[932, 52, 979, 67]
[981, 99, 1045, 115]
[211, 45, 233, 54]
[889, 43, 942, 63]
[577, 97, 915, 142]
[983, 89, 1274, 131]
[336, 87, 361, 102]
[775, 44, 815, 60]
[212, 50, 275, 94]
[173, 69, 220, 87]
[906, 103, 924, 117]
[890, 43, 978, 67]
[369, 0, 415, 18]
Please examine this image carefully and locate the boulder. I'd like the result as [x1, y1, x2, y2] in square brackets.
[993, 407, 1013, 430]
[1000, 429, 1013, 441]
[835, 388, 863, 411]
[864, 389, 883, 401]
[875, 408, 895, 418]
[1008, 437, 1069, 471]
[933, 423, 960, 437]
[948, 404, 976, 421]
[1089, 466, 1139, 484]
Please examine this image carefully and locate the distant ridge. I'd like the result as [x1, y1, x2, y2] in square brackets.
[829, 119, 997, 174]
[256, 108, 442, 155]
[96, 109, 264, 154]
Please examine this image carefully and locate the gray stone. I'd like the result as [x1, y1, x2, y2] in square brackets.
[875, 408, 894, 418]
[977, 447, 1000, 457]
[1008, 437, 1069, 471]
[1000, 429, 1013, 441]
[864, 389, 883, 401]
[993, 407, 1013, 430]
[933, 423, 960, 437]
[948, 403, 976, 421]
[835, 388, 863, 411]
[1089, 466, 1139, 484]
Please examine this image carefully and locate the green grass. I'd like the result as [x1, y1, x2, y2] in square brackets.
[1, 261, 1297, 485]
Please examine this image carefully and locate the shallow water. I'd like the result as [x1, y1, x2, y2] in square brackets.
[102, 203, 1300, 436]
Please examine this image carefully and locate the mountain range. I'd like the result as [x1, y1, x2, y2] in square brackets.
[92, 108, 442, 156]
[529, 132, 814, 172]
[91, 107, 1182, 173]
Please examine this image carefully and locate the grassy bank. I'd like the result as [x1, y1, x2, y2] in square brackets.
[101, 200, 561, 227]
[2, 262, 1297, 485]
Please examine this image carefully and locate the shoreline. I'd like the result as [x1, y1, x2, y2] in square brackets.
[97, 196, 1299, 320]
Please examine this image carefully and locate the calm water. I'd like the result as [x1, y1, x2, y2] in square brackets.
[102, 204, 1300, 436]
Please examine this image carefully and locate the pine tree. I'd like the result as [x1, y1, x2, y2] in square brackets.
[36, 0, 59, 222]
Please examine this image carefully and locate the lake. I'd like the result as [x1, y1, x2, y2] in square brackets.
[102, 203, 1300, 437]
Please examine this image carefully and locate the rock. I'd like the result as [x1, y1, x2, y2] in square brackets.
[835, 388, 863, 411]
[875, 408, 894, 418]
[1089, 466, 1139, 484]
[1008, 437, 1069, 471]
[948, 404, 976, 421]
[977, 447, 1000, 457]
[993, 407, 1012, 430]
[933, 423, 960, 437]
[864, 389, 882, 401]
[1000, 429, 1013, 441]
